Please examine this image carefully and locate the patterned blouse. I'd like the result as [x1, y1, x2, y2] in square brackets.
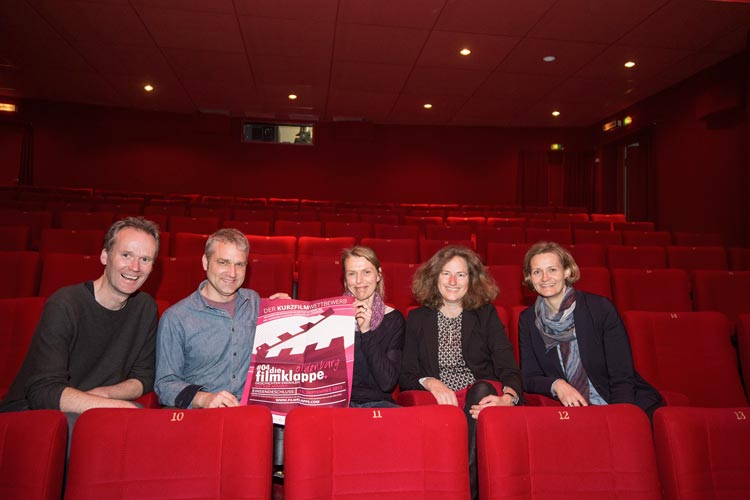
[437, 310, 476, 391]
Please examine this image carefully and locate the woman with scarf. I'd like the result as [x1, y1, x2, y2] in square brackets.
[519, 241, 663, 417]
[342, 246, 405, 408]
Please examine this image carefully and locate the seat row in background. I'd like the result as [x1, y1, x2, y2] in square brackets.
[0, 205, 736, 251]
[1, 222, 748, 272]
[3, 403, 749, 500]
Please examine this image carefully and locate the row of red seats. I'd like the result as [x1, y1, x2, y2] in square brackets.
[3, 404, 749, 500]
[2, 224, 743, 269]
[3, 249, 749, 321]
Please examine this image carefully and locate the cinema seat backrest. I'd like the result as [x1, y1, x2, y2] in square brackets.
[65, 406, 272, 500]
[0, 410, 67, 500]
[654, 406, 750, 500]
[478, 405, 661, 500]
[284, 406, 469, 500]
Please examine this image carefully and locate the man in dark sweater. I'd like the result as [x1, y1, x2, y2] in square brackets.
[0, 217, 160, 414]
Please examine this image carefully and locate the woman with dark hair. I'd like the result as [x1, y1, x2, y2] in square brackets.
[400, 245, 521, 500]
[341, 246, 404, 408]
[519, 241, 663, 416]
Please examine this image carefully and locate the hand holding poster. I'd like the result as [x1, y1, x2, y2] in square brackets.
[240, 296, 355, 424]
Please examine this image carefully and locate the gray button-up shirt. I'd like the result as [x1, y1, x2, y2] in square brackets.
[155, 281, 259, 407]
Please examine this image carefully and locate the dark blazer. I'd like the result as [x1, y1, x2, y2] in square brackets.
[519, 289, 662, 413]
[400, 303, 522, 397]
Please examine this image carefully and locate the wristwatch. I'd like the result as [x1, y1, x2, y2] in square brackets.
[502, 390, 519, 406]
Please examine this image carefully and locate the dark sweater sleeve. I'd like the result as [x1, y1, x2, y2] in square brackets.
[399, 308, 430, 391]
[126, 298, 158, 394]
[519, 308, 560, 396]
[23, 299, 79, 409]
[358, 310, 405, 392]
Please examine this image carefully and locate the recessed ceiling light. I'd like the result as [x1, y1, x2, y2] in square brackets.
[459, 48, 471, 56]
[0, 102, 17, 112]
[423, 103, 433, 109]
[143, 84, 154, 92]
[288, 94, 298, 100]
[551, 110, 560, 117]
[542, 55, 556, 62]
[624, 61, 636, 68]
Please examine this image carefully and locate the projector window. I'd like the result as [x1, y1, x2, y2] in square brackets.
[242, 122, 314, 145]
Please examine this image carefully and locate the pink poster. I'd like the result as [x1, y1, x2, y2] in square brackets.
[240, 296, 355, 424]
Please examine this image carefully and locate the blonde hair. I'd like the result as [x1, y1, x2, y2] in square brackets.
[341, 246, 385, 298]
[522, 241, 581, 290]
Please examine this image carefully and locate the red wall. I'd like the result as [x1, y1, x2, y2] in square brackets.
[1, 101, 591, 206]
[596, 54, 748, 246]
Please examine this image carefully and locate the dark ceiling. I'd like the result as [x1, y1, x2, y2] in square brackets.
[2, 0, 750, 127]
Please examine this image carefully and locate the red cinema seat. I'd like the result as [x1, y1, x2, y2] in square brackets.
[526, 219, 569, 230]
[590, 213, 626, 224]
[231, 207, 274, 222]
[728, 247, 750, 270]
[318, 212, 359, 223]
[168, 215, 220, 235]
[525, 227, 572, 245]
[140, 257, 204, 304]
[575, 266, 613, 299]
[189, 205, 230, 220]
[382, 262, 419, 315]
[613, 221, 655, 231]
[0, 297, 46, 399]
[666, 245, 728, 271]
[572, 221, 613, 232]
[296, 257, 343, 301]
[402, 215, 444, 233]
[58, 211, 115, 230]
[654, 407, 750, 500]
[172, 232, 208, 258]
[0, 226, 30, 251]
[574, 229, 622, 245]
[276, 209, 318, 222]
[359, 213, 399, 225]
[477, 226, 526, 260]
[39, 253, 103, 297]
[0, 251, 41, 298]
[39, 229, 104, 256]
[487, 265, 525, 310]
[611, 269, 692, 312]
[323, 221, 372, 240]
[247, 255, 295, 298]
[565, 243, 607, 267]
[672, 231, 723, 246]
[691, 270, 750, 324]
[446, 216, 486, 233]
[486, 243, 530, 266]
[143, 202, 187, 218]
[555, 212, 589, 223]
[274, 220, 322, 238]
[284, 406, 469, 500]
[623, 311, 747, 407]
[298, 236, 356, 260]
[419, 239, 474, 261]
[486, 217, 525, 228]
[373, 223, 420, 240]
[737, 314, 750, 401]
[621, 230, 672, 246]
[478, 405, 661, 500]
[0, 410, 67, 500]
[247, 235, 296, 257]
[607, 245, 667, 269]
[222, 219, 272, 236]
[65, 406, 272, 500]
[424, 224, 473, 241]
[0, 210, 53, 250]
[360, 237, 419, 264]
